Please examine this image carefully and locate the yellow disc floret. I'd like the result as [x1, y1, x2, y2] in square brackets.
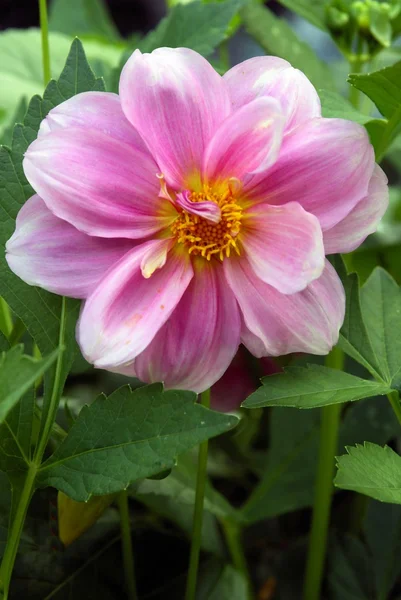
[171, 183, 243, 261]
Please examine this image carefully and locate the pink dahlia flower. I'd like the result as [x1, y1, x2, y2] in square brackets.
[6, 49, 388, 393]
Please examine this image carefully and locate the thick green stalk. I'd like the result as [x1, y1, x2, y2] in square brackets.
[117, 490, 137, 600]
[303, 347, 344, 600]
[39, 0, 51, 85]
[387, 391, 401, 428]
[222, 519, 253, 599]
[185, 389, 211, 600]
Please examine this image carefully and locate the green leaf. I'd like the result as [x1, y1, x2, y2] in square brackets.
[0, 39, 105, 439]
[359, 268, 401, 389]
[348, 61, 401, 120]
[364, 500, 401, 599]
[0, 29, 123, 133]
[242, 365, 390, 409]
[37, 384, 238, 501]
[0, 346, 58, 424]
[319, 90, 374, 124]
[198, 564, 248, 600]
[241, 1, 334, 90]
[241, 396, 398, 522]
[49, 0, 120, 41]
[369, 3, 392, 48]
[335, 442, 401, 503]
[140, 0, 245, 55]
[0, 98, 27, 147]
[276, 0, 327, 30]
[135, 453, 239, 521]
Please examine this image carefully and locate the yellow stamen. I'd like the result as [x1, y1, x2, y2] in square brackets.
[171, 183, 243, 261]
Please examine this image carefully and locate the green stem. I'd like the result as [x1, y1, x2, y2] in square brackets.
[39, 0, 51, 85]
[222, 520, 253, 599]
[303, 347, 344, 600]
[0, 299, 67, 599]
[34, 297, 67, 463]
[0, 466, 37, 599]
[387, 391, 401, 427]
[185, 388, 211, 600]
[348, 36, 365, 110]
[117, 490, 138, 600]
[0, 298, 13, 339]
[219, 40, 230, 73]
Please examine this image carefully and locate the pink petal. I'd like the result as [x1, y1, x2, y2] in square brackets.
[224, 257, 344, 356]
[203, 97, 284, 182]
[78, 241, 193, 369]
[24, 127, 176, 239]
[117, 260, 241, 393]
[246, 118, 375, 230]
[38, 91, 148, 154]
[223, 56, 320, 131]
[6, 195, 133, 298]
[175, 191, 221, 223]
[119, 48, 231, 189]
[242, 202, 324, 294]
[324, 164, 389, 254]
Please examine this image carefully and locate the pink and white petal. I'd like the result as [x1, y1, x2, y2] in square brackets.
[324, 164, 389, 254]
[224, 256, 344, 356]
[246, 118, 375, 230]
[223, 57, 320, 131]
[5, 195, 133, 299]
[38, 91, 149, 153]
[119, 48, 231, 189]
[24, 127, 176, 239]
[203, 97, 284, 182]
[122, 260, 241, 393]
[78, 241, 193, 368]
[175, 191, 221, 223]
[242, 202, 324, 294]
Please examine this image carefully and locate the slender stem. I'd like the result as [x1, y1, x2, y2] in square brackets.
[222, 520, 253, 599]
[0, 298, 13, 339]
[185, 388, 211, 600]
[387, 391, 401, 427]
[0, 299, 67, 599]
[0, 465, 37, 599]
[34, 297, 67, 463]
[219, 40, 230, 73]
[303, 347, 344, 600]
[348, 37, 365, 110]
[117, 491, 137, 600]
[39, 0, 51, 85]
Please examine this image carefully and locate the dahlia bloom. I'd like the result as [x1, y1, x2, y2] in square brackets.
[6, 48, 388, 393]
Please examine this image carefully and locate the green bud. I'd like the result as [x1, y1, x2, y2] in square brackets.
[326, 6, 350, 30]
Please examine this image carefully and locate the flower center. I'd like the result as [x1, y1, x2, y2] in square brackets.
[171, 184, 243, 261]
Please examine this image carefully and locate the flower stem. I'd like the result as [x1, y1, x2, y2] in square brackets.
[0, 298, 67, 599]
[387, 391, 401, 428]
[39, 0, 51, 85]
[117, 490, 138, 600]
[303, 346, 344, 600]
[222, 519, 253, 599]
[185, 388, 211, 600]
[348, 37, 365, 109]
[0, 298, 13, 339]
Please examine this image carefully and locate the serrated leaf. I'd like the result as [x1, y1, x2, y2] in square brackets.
[241, 396, 398, 522]
[140, 0, 245, 55]
[0, 346, 58, 424]
[319, 89, 374, 124]
[0, 39, 105, 441]
[360, 268, 401, 389]
[276, 0, 327, 30]
[335, 442, 401, 503]
[348, 62, 401, 120]
[241, 1, 334, 90]
[37, 384, 238, 501]
[49, 0, 120, 41]
[242, 365, 390, 409]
